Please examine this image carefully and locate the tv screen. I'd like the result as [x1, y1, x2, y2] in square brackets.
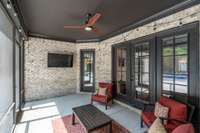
[48, 53, 73, 67]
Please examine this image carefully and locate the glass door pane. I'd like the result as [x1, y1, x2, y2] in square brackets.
[84, 53, 93, 87]
[134, 42, 150, 102]
[80, 50, 95, 92]
[116, 48, 127, 95]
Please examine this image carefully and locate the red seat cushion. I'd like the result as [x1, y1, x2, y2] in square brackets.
[165, 123, 180, 133]
[141, 112, 156, 126]
[91, 95, 106, 103]
[159, 96, 187, 124]
[172, 124, 195, 133]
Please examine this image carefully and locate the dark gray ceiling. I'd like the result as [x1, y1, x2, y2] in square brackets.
[16, 0, 197, 42]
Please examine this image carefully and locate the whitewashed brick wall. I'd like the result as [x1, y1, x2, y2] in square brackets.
[24, 38, 77, 101]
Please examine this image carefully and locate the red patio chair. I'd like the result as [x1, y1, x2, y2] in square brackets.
[91, 82, 113, 110]
[141, 96, 195, 132]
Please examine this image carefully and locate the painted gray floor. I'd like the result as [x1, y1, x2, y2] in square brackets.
[14, 94, 147, 133]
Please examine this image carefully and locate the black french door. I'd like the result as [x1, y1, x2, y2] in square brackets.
[112, 44, 131, 102]
[80, 50, 95, 92]
[113, 37, 156, 106]
[130, 37, 156, 108]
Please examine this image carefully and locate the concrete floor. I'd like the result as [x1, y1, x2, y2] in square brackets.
[14, 94, 147, 133]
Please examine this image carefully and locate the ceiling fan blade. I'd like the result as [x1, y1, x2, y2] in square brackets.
[87, 13, 101, 26]
[64, 25, 86, 29]
[92, 27, 102, 35]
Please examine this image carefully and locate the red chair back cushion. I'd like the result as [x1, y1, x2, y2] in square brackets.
[99, 82, 112, 97]
[172, 124, 195, 133]
[159, 96, 187, 124]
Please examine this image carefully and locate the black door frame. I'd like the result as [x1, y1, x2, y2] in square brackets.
[112, 42, 131, 103]
[130, 35, 156, 108]
[80, 49, 95, 92]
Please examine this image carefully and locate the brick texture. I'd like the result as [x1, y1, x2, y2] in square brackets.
[24, 38, 77, 101]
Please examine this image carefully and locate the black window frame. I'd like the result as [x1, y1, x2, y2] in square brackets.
[161, 33, 189, 97]
[156, 22, 199, 105]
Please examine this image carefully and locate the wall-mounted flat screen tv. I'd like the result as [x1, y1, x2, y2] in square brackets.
[48, 53, 73, 67]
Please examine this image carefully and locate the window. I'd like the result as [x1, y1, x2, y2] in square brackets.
[134, 42, 150, 101]
[162, 34, 188, 95]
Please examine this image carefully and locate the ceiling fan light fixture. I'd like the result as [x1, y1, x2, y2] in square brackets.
[84, 26, 92, 31]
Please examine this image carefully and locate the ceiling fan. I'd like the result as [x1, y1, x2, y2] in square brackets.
[64, 13, 102, 35]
